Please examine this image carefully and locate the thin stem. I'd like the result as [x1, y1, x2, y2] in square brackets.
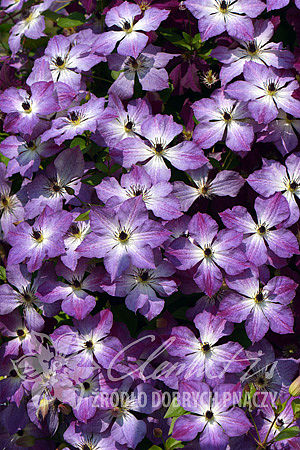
[249, 410, 261, 443]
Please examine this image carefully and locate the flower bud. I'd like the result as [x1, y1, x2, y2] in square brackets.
[153, 427, 163, 438]
[289, 376, 300, 397]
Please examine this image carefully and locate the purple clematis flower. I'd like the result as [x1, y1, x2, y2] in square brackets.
[1, 0, 24, 13]
[8, 0, 53, 54]
[64, 420, 124, 449]
[96, 165, 182, 220]
[0, 82, 59, 135]
[166, 213, 248, 297]
[98, 95, 151, 147]
[0, 163, 24, 237]
[27, 34, 103, 89]
[211, 20, 294, 86]
[184, 0, 265, 41]
[257, 110, 300, 155]
[220, 272, 296, 342]
[101, 255, 177, 320]
[220, 192, 299, 266]
[118, 114, 208, 182]
[61, 216, 91, 271]
[168, 311, 249, 385]
[41, 96, 106, 145]
[7, 206, 72, 272]
[0, 263, 59, 331]
[192, 89, 254, 152]
[0, 311, 33, 357]
[0, 131, 60, 179]
[24, 147, 84, 219]
[50, 309, 123, 369]
[266, 0, 300, 11]
[104, 1, 169, 58]
[247, 153, 300, 226]
[43, 259, 102, 320]
[172, 381, 251, 449]
[173, 164, 245, 211]
[77, 196, 170, 281]
[226, 61, 300, 124]
[108, 44, 177, 100]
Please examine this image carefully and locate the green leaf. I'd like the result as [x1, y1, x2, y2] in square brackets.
[165, 437, 184, 449]
[148, 446, 162, 450]
[75, 210, 90, 221]
[164, 397, 186, 418]
[292, 399, 300, 418]
[111, 70, 121, 80]
[0, 266, 6, 281]
[70, 136, 86, 151]
[42, 10, 64, 21]
[57, 12, 86, 28]
[0, 152, 9, 167]
[274, 426, 300, 442]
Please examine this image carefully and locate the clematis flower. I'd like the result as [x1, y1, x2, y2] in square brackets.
[27, 35, 103, 90]
[61, 216, 91, 271]
[266, 0, 300, 10]
[101, 256, 177, 320]
[43, 260, 102, 320]
[257, 110, 300, 155]
[192, 89, 255, 152]
[0, 82, 59, 135]
[166, 213, 248, 297]
[1, 0, 24, 14]
[118, 114, 207, 183]
[172, 381, 251, 449]
[96, 165, 182, 220]
[108, 44, 177, 100]
[247, 153, 300, 226]
[104, 1, 169, 58]
[220, 192, 299, 266]
[50, 309, 123, 369]
[211, 20, 294, 86]
[41, 97, 106, 145]
[8, 0, 53, 54]
[77, 196, 170, 281]
[64, 421, 124, 449]
[220, 272, 296, 342]
[0, 263, 59, 331]
[0, 132, 60, 179]
[0, 311, 33, 357]
[7, 206, 72, 272]
[24, 147, 84, 219]
[226, 61, 300, 124]
[184, 0, 265, 41]
[168, 311, 249, 385]
[0, 163, 24, 237]
[173, 164, 245, 211]
[98, 95, 151, 147]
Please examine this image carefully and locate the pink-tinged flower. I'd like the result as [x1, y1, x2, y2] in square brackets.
[104, 1, 169, 58]
[0, 263, 59, 331]
[173, 164, 245, 211]
[41, 97, 106, 145]
[64, 421, 123, 450]
[220, 193, 299, 266]
[166, 213, 248, 297]
[0, 82, 59, 135]
[267, 0, 300, 11]
[43, 260, 102, 320]
[257, 110, 300, 155]
[8, 0, 53, 54]
[211, 20, 294, 86]
[247, 153, 300, 226]
[0, 163, 24, 237]
[24, 147, 84, 219]
[118, 114, 208, 183]
[168, 311, 249, 384]
[0, 132, 60, 179]
[96, 165, 182, 220]
[192, 89, 254, 152]
[50, 309, 123, 369]
[185, 0, 265, 41]
[27, 35, 103, 90]
[7, 206, 72, 272]
[226, 61, 300, 124]
[98, 95, 151, 147]
[77, 196, 170, 281]
[172, 382, 251, 448]
[108, 44, 177, 100]
[101, 253, 177, 320]
[220, 272, 296, 342]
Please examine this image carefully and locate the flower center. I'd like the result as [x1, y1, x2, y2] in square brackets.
[27, 140, 36, 150]
[257, 225, 266, 235]
[125, 120, 133, 131]
[223, 111, 231, 121]
[219, 0, 228, 12]
[205, 410, 214, 420]
[55, 56, 65, 67]
[17, 329, 25, 337]
[267, 81, 277, 95]
[289, 181, 298, 192]
[1, 195, 9, 207]
[83, 381, 90, 390]
[32, 229, 44, 242]
[72, 279, 81, 289]
[255, 292, 264, 303]
[10, 369, 18, 377]
[204, 247, 212, 258]
[201, 342, 211, 352]
[22, 101, 31, 112]
[155, 143, 164, 153]
[69, 111, 81, 125]
[140, 271, 149, 282]
[275, 418, 284, 429]
[84, 340, 94, 349]
[122, 21, 132, 32]
[118, 231, 129, 242]
[247, 41, 257, 54]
